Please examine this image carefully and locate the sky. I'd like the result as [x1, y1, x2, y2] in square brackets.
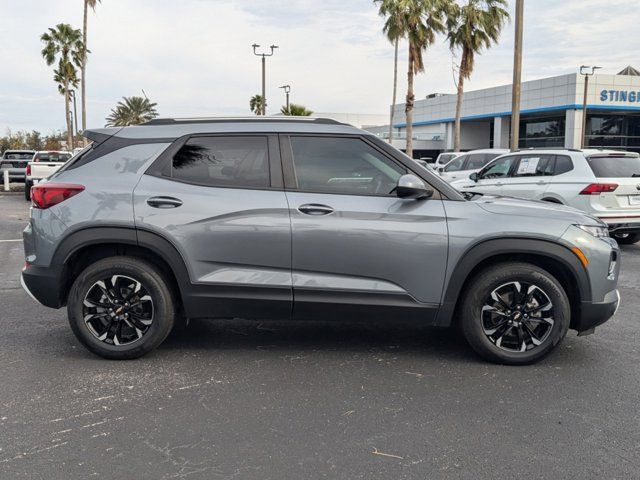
[0, 0, 638, 134]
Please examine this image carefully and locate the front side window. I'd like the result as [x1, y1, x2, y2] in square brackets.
[168, 136, 270, 188]
[289, 136, 405, 195]
[479, 156, 517, 179]
[513, 154, 555, 177]
[444, 155, 467, 172]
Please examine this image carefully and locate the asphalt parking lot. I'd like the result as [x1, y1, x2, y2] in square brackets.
[0, 192, 639, 479]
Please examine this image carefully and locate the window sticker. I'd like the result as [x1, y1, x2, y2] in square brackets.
[517, 157, 540, 175]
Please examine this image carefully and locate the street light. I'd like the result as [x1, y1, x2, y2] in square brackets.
[69, 89, 79, 149]
[279, 85, 291, 111]
[252, 43, 279, 115]
[580, 65, 602, 149]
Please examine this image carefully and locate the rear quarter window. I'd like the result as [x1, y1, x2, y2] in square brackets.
[553, 155, 574, 175]
[586, 155, 640, 178]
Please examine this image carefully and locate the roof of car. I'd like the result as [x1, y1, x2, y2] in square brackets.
[86, 117, 365, 141]
[461, 148, 510, 154]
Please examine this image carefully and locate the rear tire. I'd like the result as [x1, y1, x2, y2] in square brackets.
[24, 180, 32, 201]
[612, 232, 640, 245]
[67, 256, 175, 359]
[460, 262, 570, 365]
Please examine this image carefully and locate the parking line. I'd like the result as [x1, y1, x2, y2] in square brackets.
[0, 239, 22, 243]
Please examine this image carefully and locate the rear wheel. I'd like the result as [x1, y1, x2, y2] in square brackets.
[67, 256, 175, 359]
[24, 179, 32, 201]
[612, 232, 640, 245]
[460, 262, 570, 365]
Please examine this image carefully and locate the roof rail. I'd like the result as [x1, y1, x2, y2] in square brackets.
[514, 147, 582, 152]
[142, 117, 345, 126]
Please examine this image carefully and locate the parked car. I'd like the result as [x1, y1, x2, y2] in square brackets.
[450, 149, 640, 244]
[21, 118, 620, 364]
[0, 150, 35, 182]
[24, 151, 73, 200]
[434, 152, 461, 169]
[438, 149, 510, 183]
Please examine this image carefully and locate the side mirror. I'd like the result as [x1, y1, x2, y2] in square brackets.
[438, 167, 444, 173]
[469, 172, 479, 182]
[396, 174, 433, 200]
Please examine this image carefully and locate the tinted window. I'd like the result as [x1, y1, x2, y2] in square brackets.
[587, 155, 640, 178]
[438, 153, 457, 163]
[479, 156, 517, 179]
[466, 154, 489, 170]
[290, 137, 405, 195]
[33, 152, 72, 162]
[3, 152, 33, 160]
[444, 155, 467, 172]
[168, 136, 270, 188]
[513, 154, 555, 177]
[553, 155, 573, 175]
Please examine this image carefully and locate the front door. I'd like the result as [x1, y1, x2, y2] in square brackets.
[281, 135, 448, 322]
[134, 134, 292, 320]
[501, 154, 556, 200]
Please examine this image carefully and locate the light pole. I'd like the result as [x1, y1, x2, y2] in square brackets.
[580, 65, 602, 149]
[69, 89, 79, 149]
[252, 44, 278, 115]
[279, 85, 291, 111]
[510, 0, 524, 152]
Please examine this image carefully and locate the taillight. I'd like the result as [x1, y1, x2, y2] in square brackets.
[26, 164, 31, 176]
[579, 183, 618, 195]
[31, 183, 84, 209]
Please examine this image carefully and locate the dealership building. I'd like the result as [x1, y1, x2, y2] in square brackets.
[378, 67, 640, 158]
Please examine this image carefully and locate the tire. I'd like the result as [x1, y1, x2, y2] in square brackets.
[460, 262, 570, 365]
[24, 180, 32, 201]
[67, 256, 176, 359]
[612, 232, 640, 245]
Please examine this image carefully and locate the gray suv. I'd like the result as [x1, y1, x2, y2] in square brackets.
[21, 118, 621, 364]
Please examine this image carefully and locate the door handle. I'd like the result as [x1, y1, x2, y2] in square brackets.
[298, 203, 334, 215]
[146, 196, 183, 208]
[496, 182, 504, 186]
[536, 180, 548, 185]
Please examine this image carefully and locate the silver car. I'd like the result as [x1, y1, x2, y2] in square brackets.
[21, 118, 620, 364]
[451, 149, 640, 244]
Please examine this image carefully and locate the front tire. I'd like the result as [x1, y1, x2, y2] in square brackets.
[612, 232, 640, 245]
[67, 256, 175, 359]
[460, 262, 570, 365]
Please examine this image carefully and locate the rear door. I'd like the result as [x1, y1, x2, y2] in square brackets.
[134, 134, 292, 320]
[281, 134, 448, 322]
[501, 154, 556, 199]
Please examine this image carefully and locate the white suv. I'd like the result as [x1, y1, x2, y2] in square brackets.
[434, 152, 461, 169]
[451, 149, 640, 244]
[438, 149, 510, 183]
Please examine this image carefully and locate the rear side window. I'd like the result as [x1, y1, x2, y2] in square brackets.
[586, 155, 640, 178]
[168, 136, 270, 188]
[553, 155, 573, 175]
[513, 154, 555, 177]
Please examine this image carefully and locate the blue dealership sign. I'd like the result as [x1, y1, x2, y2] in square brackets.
[600, 90, 640, 102]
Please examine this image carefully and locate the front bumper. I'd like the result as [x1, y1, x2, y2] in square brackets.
[576, 289, 620, 333]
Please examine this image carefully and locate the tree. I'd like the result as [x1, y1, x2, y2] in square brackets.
[81, 0, 101, 141]
[375, 0, 405, 144]
[447, 0, 509, 151]
[249, 95, 266, 115]
[398, 0, 448, 157]
[25, 131, 44, 150]
[105, 96, 158, 126]
[280, 104, 313, 116]
[41, 23, 83, 150]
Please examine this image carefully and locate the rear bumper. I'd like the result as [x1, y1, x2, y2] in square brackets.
[576, 289, 620, 333]
[21, 266, 63, 308]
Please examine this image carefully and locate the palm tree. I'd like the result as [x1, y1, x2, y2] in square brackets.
[105, 96, 158, 126]
[81, 0, 101, 140]
[401, 0, 448, 157]
[41, 23, 83, 149]
[250, 95, 266, 115]
[280, 104, 313, 116]
[375, 0, 405, 144]
[447, 0, 509, 151]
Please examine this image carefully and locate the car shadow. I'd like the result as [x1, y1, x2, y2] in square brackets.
[159, 317, 478, 362]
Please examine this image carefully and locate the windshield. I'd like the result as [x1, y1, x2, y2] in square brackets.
[587, 155, 640, 178]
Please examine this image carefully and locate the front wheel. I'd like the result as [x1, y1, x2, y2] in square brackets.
[460, 262, 570, 365]
[67, 256, 175, 359]
[612, 232, 640, 245]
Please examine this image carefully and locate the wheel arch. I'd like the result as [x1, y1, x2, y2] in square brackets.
[53, 227, 190, 309]
[436, 238, 591, 330]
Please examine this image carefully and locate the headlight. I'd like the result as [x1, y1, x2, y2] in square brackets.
[575, 224, 609, 238]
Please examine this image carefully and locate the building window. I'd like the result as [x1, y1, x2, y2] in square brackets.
[586, 114, 640, 152]
[518, 116, 565, 148]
